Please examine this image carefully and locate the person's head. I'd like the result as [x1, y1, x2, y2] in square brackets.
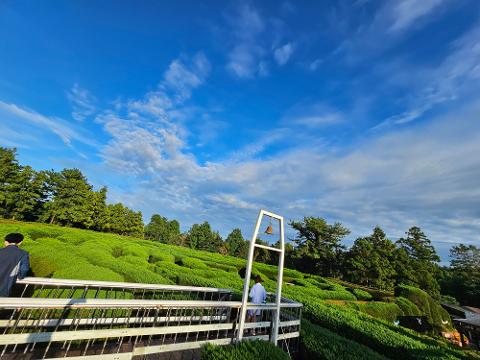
[254, 275, 263, 283]
[4, 233, 24, 247]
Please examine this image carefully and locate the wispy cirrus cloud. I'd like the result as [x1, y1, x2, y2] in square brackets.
[67, 83, 96, 122]
[0, 100, 95, 147]
[334, 0, 449, 62]
[224, 4, 294, 78]
[377, 21, 480, 128]
[388, 0, 446, 33]
[273, 42, 294, 66]
[93, 52, 480, 258]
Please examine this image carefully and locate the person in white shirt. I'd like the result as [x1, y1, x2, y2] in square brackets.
[247, 275, 266, 335]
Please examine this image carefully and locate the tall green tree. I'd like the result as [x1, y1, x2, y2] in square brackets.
[439, 244, 480, 307]
[346, 227, 396, 290]
[0, 147, 22, 218]
[101, 203, 144, 237]
[9, 166, 48, 221]
[450, 244, 480, 271]
[225, 228, 248, 258]
[290, 217, 350, 277]
[145, 214, 180, 244]
[186, 221, 223, 252]
[397, 226, 440, 297]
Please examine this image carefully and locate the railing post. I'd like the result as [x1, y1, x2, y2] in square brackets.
[237, 209, 264, 341]
[271, 216, 285, 345]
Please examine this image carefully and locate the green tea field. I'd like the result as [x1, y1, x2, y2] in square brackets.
[1, 220, 478, 360]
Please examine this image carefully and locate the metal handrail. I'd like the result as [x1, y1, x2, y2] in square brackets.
[17, 277, 232, 294]
[0, 297, 302, 309]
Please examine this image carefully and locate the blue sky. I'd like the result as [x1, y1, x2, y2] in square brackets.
[1, 0, 480, 262]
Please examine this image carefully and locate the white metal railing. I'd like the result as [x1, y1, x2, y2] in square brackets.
[16, 277, 233, 302]
[0, 279, 302, 359]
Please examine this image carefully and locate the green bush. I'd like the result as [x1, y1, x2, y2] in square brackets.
[29, 256, 57, 277]
[395, 285, 452, 332]
[352, 288, 373, 301]
[347, 302, 402, 322]
[201, 340, 289, 360]
[53, 263, 124, 282]
[301, 319, 387, 360]
[395, 297, 422, 316]
[303, 301, 473, 359]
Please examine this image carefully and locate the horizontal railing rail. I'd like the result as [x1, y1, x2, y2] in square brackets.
[17, 277, 232, 294]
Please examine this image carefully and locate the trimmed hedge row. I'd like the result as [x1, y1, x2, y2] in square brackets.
[201, 340, 289, 360]
[300, 319, 388, 360]
[395, 285, 453, 332]
[303, 301, 477, 360]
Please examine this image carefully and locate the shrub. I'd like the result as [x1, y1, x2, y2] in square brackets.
[301, 319, 387, 360]
[395, 297, 422, 316]
[29, 256, 57, 277]
[395, 285, 452, 332]
[201, 340, 289, 360]
[347, 302, 402, 322]
[53, 263, 124, 282]
[352, 288, 373, 301]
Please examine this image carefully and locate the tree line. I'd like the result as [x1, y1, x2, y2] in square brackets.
[1, 146, 478, 305]
[0, 147, 143, 237]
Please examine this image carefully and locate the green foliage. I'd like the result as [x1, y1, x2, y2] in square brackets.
[395, 297, 422, 316]
[345, 227, 397, 291]
[201, 340, 290, 360]
[186, 221, 223, 252]
[352, 288, 373, 301]
[395, 284, 452, 332]
[396, 227, 440, 297]
[301, 319, 388, 360]
[290, 216, 350, 277]
[0, 147, 143, 237]
[54, 263, 124, 282]
[303, 301, 475, 360]
[440, 244, 480, 307]
[225, 228, 248, 258]
[145, 214, 180, 244]
[2, 220, 477, 360]
[347, 302, 403, 322]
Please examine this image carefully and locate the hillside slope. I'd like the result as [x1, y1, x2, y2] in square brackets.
[1, 220, 478, 359]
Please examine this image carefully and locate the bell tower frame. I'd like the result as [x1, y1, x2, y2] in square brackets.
[237, 209, 285, 344]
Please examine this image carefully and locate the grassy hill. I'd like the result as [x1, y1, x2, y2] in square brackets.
[1, 220, 479, 359]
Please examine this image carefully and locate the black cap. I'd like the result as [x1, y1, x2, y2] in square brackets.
[5, 233, 24, 244]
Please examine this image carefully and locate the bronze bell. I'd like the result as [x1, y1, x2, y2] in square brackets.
[265, 224, 273, 235]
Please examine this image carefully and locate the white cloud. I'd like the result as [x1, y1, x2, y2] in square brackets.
[101, 90, 480, 255]
[333, 0, 449, 62]
[0, 100, 95, 147]
[67, 83, 96, 122]
[388, 0, 445, 33]
[377, 22, 480, 127]
[225, 4, 293, 78]
[309, 58, 322, 71]
[282, 102, 343, 128]
[274, 42, 294, 65]
[226, 4, 266, 78]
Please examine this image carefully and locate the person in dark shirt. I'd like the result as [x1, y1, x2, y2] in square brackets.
[0, 233, 30, 297]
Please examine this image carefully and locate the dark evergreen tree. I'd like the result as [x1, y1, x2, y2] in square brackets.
[225, 228, 248, 258]
[145, 214, 180, 244]
[290, 217, 350, 277]
[345, 227, 396, 290]
[186, 221, 222, 252]
[397, 226, 440, 297]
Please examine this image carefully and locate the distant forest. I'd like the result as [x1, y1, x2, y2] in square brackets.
[1, 146, 479, 306]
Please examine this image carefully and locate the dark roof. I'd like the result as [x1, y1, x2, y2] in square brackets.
[454, 316, 480, 328]
[462, 306, 480, 314]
